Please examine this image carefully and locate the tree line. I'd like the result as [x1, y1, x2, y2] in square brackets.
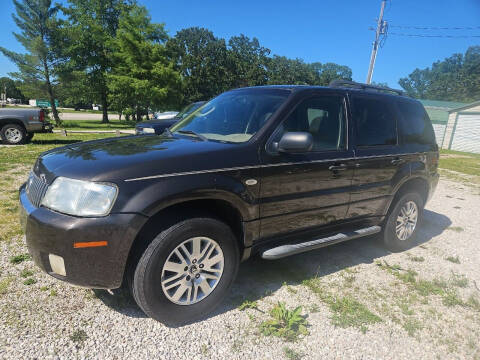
[399, 46, 480, 103]
[0, 0, 352, 125]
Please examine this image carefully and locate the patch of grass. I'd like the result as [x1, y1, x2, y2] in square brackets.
[442, 289, 463, 307]
[414, 279, 448, 296]
[20, 269, 34, 278]
[307, 304, 320, 313]
[59, 119, 133, 131]
[450, 272, 468, 288]
[466, 295, 480, 311]
[402, 318, 423, 337]
[70, 329, 88, 345]
[446, 256, 461, 264]
[49, 289, 57, 297]
[238, 299, 258, 311]
[9, 254, 31, 264]
[409, 256, 425, 262]
[23, 278, 36, 285]
[439, 150, 480, 178]
[303, 279, 381, 333]
[0, 276, 15, 295]
[260, 302, 309, 342]
[283, 282, 298, 294]
[283, 346, 303, 360]
[40, 286, 49, 291]
[398, 302, 414, 316]
[447, 226, 464, 232]
[328, 295, 382, 334]
[376, 260, 469, 308]
[397, 269, 418, 284]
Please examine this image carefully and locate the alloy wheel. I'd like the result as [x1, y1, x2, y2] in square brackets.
[396, 200, 418, 241]
[161, 237, 224, 305]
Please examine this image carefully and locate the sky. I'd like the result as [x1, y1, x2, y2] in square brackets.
[0, 0, 479, 88]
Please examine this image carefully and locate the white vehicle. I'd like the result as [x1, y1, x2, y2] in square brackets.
[154, 111, 179, 120]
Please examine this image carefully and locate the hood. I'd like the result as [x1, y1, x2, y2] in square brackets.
[35, 135, 246, 183]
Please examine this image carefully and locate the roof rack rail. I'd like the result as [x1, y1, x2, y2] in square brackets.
[329, 80, 405, 96]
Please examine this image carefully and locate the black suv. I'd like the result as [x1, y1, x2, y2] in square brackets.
[19, 81, 439, 326]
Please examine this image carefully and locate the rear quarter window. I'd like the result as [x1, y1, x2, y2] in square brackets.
[396, 99, 436, 145]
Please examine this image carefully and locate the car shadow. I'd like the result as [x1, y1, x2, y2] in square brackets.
[93, 209, 451, 324]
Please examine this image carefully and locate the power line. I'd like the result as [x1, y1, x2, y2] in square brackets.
[389, 25, 480, 30]
[388, 32, 480, 38]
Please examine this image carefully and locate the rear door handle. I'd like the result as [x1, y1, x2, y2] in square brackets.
[329, 164, 348, 171]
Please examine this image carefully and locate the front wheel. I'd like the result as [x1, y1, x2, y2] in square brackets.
[383, 192, 424, 252]
[132, 217, 239, 326]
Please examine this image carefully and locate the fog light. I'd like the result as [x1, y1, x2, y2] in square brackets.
[49, 254, 66, 276]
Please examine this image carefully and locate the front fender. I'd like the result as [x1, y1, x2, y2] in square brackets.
[114, 172, 259, 221]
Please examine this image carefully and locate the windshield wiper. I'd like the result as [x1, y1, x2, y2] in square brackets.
[176, 130, 207, 142]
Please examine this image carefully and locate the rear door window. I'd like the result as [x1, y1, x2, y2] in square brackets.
[396, 99, 436, 145]
[352, 96, 397, 147]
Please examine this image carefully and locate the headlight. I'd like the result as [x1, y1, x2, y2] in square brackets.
[41, 177, 118, 217]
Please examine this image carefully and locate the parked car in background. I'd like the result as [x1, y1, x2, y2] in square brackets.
[154, 111, 179, 120]
[0, 107, 52, 144]
[136, 101, 206, 135]
[19, 82, 438, 326]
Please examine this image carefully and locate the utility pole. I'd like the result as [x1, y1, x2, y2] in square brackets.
[366, 0, 388, 84]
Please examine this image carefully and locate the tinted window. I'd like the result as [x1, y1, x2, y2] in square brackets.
[279, 95, 346, 151]
[396, 99, 436, 145]
[352, 96, 397, 147]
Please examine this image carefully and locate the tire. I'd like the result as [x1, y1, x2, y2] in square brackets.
[383, 192, 424, 252]
[25, 133, 34, 143]
[1, 124, 26, 145]
[132, 217, 239, 326]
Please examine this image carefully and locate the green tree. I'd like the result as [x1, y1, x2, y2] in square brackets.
[311, 62, 352, 85]
[266, 56, 316, 85]
[227, 34, 270, 88]
[63, 0, 128, 123]
[0, 0, 62, 124]
[399, 46, 480, 102]
[0, 77, 26, 102]
[108, 4, 182, 120]
[167, 27, 230, 104]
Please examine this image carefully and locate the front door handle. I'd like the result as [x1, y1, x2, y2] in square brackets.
[391, 157, 404, 165]
[329, 164, 348, 172]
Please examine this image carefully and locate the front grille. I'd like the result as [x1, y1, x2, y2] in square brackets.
[25, 172, 49, 207]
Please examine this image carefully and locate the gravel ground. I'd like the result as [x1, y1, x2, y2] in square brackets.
[1, 178, 479, 360]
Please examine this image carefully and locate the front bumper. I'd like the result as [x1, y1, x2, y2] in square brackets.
[19, 184, 147, 289]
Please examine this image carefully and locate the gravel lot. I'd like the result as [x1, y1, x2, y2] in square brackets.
[1, 177, 479, 360]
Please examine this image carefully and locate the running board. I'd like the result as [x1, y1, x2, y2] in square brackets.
[261, 226, 381, 260]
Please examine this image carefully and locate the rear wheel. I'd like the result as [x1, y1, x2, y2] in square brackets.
[383, 192, 424, 252]
[1, 124, 26, 145]
[131, 217, 239, 326]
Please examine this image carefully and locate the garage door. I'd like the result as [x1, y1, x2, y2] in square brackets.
[432, 123, 446, 147]
[450, 113, 480, 154]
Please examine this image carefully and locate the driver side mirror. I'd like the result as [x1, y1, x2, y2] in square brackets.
[276, 132, 313, 153]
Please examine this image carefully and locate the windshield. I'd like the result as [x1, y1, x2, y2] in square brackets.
[170, 89, 290, 143]
[175, 102, 203, 119]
